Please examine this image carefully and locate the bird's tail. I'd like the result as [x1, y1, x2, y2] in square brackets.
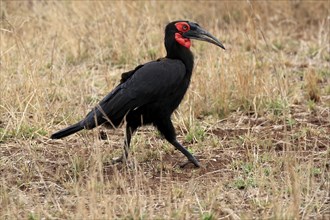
[51, 122, 84, 139]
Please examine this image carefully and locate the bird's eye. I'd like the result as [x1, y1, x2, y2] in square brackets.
[175, 22, 190, 33]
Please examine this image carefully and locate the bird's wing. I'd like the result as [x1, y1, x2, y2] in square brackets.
[120, 64, 144, 84]
[82, 58, 186, 129]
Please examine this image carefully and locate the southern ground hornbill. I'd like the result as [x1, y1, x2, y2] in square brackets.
[51, 21, 225, 167]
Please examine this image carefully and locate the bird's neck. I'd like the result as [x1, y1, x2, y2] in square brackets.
[165, 42, 194, 75]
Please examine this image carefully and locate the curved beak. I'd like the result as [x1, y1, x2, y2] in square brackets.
[183, 25, 225, 50]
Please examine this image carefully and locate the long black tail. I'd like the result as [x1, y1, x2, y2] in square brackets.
[51, 122, 84, 139]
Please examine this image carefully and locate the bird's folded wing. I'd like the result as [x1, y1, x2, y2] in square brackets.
[82, 59, 186, 128]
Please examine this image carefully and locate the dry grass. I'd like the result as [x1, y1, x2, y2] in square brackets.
[1, 1, 329, 219]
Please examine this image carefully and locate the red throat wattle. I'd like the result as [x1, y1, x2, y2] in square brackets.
[175, 33, 191, 48]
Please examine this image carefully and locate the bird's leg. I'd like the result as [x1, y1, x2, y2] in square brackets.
[171, 139, 200, 168]
[156, 119, 200, 167]
[112, 124, 135, 164]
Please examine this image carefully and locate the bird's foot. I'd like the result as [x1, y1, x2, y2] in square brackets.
[112, 155, 137, 170]
[112, 155, 125, 164]
[179, 157, 200, 168]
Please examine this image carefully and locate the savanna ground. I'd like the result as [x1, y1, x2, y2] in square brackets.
[1, 1, 329, 219]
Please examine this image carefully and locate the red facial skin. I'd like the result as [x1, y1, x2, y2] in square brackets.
[175, 22, 191, 48]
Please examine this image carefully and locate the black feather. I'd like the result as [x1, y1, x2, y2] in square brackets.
[51, 122, 83, 139]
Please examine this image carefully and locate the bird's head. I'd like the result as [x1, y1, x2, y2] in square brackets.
[165, 20, 225, 50]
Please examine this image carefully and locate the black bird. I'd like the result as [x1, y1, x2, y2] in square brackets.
[51, 21, 225, 167]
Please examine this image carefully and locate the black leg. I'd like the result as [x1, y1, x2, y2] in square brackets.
[155, 118, 200, 167]
[112, 123, 137, 164]
[123, 124, 134, 159]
